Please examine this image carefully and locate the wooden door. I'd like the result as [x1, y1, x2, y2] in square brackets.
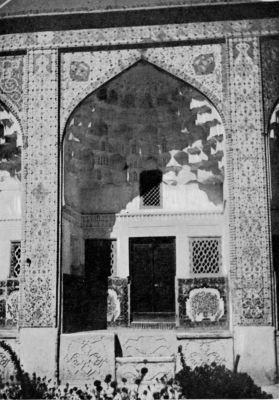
[130, 237, 175, 321]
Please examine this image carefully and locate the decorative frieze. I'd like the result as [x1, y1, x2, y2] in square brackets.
[0, 19, 279, 53]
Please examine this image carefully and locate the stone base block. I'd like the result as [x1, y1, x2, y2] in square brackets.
[176, 336, 234, 370]
[60, 330, 115, 384]
[116, 356, 175, 384]
[234, 326, 276, 385]
[115, 329, 177, 357]
[19, 328, 57, 379]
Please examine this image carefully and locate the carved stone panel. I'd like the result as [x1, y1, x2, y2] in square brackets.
[117, 331, 177, 357]
[177, 338, 233, 370]
[60, 332, 115, 383]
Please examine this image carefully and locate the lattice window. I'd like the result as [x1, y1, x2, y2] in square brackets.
[142, 184, 161, 206]
[10, 242, 21, 278]
[190, 237, 221, 275]
[110, 240, 117, 276]
[140, 170, 162, 208]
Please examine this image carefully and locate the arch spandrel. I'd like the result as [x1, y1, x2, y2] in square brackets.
[60, 43, 225, 141]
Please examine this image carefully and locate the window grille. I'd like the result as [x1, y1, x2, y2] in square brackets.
[142, 184, 161, 206]
[140, 170, 162, 208]
[190, 237, 221, 274]
[110, 240, 117, 276]
[10, 241, 21, 278]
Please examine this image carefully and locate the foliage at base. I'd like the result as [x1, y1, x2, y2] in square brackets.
[175, 345, 273, 399]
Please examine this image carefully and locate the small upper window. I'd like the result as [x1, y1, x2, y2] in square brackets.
[140, 170, 162, 208]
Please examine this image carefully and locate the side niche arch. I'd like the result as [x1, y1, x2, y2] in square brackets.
[61, 59, 227, 333]
[0, 100, 22, 328]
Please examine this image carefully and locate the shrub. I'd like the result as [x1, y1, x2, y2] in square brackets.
[175, 345, 273, 399]
[0, 341, 50, 399]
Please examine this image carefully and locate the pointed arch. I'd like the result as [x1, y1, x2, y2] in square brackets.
[60, 56, 226, 141]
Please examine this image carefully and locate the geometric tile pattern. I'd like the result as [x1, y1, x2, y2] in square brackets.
[0, 55, 24, 114]
[228, 38, 272, 325]
[20, 49, 58, 327]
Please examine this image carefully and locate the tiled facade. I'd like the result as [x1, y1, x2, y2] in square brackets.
[0, 4, 279, 385]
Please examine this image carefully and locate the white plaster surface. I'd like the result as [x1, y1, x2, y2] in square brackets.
[19, 328, 57, 379]
[112, 212, 225, 279]
[234, 326, 276, 385]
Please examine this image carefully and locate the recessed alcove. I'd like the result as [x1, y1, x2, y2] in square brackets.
[61, 60, 227, 333]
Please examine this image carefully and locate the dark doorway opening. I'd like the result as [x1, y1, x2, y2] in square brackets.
[129, 237, 176, 322]
[84, 239, 113, 330]
[63, 239, 113, 332]
[272, 235, 279, 326]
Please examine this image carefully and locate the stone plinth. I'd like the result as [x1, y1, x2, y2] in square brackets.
[234, 326, 276, 385]
[20, 328, 57, 379]
[60, 331, 115, 383]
